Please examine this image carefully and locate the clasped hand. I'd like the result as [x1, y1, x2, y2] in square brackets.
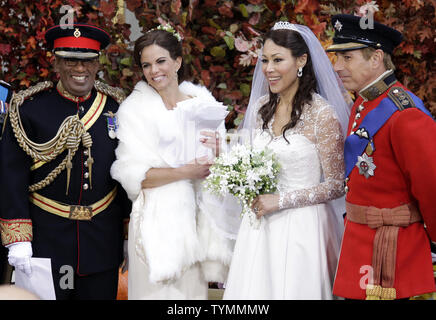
[251, 194, 280, 219]
[182, 156, 213, 180]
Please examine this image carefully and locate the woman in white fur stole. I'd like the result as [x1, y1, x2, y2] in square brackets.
[110, 27, 234, 299]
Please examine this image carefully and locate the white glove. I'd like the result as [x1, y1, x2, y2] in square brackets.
[121, 240, 128, 273]
[7, 242, 33, 276]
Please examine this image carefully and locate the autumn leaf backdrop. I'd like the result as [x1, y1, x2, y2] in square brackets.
[0, 0, 434, 127]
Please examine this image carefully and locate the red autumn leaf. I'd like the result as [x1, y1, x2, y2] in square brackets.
[99, 0, 116, 17]
[218, 5, 234, 18]
[294, 0, 309, 14]
[40, 68, 49, 77]
[209, 65, 225, 73]
[0, 43, 11, 55]
[265, 0, 281, 12]
[126, 0, 142, 11]
[20, 79, 31, 87]
[204, 0, 218, 7]
[402, 43, 414, 55]
[418, 28, 432, 42]
[191, 38, 205, 52]
[201, 69, 211, 87]
[310, 22, 326, 37]
[201, 26, 217, 36]
[242, 23, 260, 37]
[225, 91, 243, 100]
[27, 36, 37, 50]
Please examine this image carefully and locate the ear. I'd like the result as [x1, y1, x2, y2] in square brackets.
[175, 56, 182, 72]
[296, 53, 308, 69]
[53, 57, 60, 73]
[371, 49, 384, 69]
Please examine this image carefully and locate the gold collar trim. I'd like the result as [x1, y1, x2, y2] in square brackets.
[56, 81, 92, 102]
[359, 70, 397, 101]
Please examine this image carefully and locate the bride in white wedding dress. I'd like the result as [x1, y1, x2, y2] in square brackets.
[222, 23, 352, 300]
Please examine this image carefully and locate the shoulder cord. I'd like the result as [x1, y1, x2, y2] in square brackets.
[9, 81, 87, 192]
[9, 81, 125, 193]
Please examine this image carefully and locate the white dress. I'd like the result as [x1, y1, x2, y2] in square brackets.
[223, 94, 345, 300]
[111, 81, 234, 300]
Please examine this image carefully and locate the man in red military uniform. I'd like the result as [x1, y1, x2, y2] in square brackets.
[327, 14, 436, 300]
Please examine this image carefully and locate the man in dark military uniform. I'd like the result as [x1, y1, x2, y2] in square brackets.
[0, 24, 131, 300]
[0, 80, 13, 283]
[327, 14, 436, 300]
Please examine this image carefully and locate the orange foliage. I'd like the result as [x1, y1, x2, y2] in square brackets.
[0, 0, 435, 125]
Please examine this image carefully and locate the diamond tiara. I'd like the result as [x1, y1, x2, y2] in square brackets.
[272, 21, 298, 32]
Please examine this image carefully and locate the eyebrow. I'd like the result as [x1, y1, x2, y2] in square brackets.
[261, 53, 282, 58]
[141, 56, 167, 65]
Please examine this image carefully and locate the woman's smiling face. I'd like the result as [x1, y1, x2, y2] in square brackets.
[140, 44, 181, 92]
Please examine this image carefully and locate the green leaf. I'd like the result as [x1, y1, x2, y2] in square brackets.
[239, 83, 250, 97]
[120, 57, 132, 67]
[239, 4, 249, 18]
[413, 50, 421, 59]
[223, 36, 234, 50]
[210, 46, 226, 58]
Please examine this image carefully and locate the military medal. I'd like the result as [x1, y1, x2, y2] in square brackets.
[104, 111, 118, 139]
[356, 153, 376, 178]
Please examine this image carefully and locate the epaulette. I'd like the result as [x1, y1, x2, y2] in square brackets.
[1, 81, 53, 140]
[387, 87, 416, 111]
[11, 81, 53, 106]
[94, 81, 126, 105]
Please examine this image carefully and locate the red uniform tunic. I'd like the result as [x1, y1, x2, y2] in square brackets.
[333, 81, 436, 299]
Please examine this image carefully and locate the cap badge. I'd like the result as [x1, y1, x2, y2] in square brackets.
[334, 20, 343, 32]
[73, 28, 81, 38]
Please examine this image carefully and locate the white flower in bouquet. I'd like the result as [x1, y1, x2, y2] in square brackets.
[204, 144, 280, 228]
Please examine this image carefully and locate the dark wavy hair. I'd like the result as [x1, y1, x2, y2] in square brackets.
[259, 29, 317, 143]
[133, 29, 188, 84]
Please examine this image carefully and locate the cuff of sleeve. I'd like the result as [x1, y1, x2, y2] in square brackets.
[0, 218, 33, 246]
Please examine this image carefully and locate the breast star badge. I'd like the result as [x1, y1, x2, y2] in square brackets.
[356, 153, 376, 178]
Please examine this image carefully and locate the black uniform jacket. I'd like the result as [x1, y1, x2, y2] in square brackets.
[0, 84, 131, 275]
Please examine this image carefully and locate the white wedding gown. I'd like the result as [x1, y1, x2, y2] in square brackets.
[223, 94, 345, 300]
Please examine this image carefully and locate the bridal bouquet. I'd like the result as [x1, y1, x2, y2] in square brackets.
[204, 144, 280, 228]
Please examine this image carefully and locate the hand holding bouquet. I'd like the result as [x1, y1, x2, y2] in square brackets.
[204, 144, 280, 229]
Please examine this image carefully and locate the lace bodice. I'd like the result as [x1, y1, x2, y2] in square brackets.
[253, 93, 345, 210]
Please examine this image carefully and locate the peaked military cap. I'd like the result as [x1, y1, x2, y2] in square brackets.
[45, 23, 110, 59]
[326, 14, 403, 54]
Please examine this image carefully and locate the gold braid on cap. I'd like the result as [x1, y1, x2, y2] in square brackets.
[8, 81, 125, 192]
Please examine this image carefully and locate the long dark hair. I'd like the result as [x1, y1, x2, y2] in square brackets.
[133, 29, 187, 84]
[259, 29, 317, 142]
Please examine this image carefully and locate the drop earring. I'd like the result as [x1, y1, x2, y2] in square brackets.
[297, 67, 303, 78]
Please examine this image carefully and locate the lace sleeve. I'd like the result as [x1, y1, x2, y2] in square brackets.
[278, 104, 345, 210]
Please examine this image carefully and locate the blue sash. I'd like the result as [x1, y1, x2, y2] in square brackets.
[344, 91, 431, 178]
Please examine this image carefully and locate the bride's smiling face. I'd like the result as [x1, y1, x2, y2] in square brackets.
[261, 39, 306, 95]
[140, 44, 181, 92]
